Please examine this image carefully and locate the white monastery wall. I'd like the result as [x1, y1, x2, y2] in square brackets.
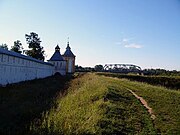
[48, 61, 66, 75]
[68, 58, 73, 73]
[0, 43, 76, 86]
[0, 53, 54, 86]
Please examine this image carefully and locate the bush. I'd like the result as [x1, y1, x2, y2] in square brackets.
[97, 73, 180, 90]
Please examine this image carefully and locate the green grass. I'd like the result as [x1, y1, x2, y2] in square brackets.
[115, 79, 180, 134]
[0, 74, 72, 135]
[97, 72, 180, 90]
[98, 73, 180, 134]
[30, 73, 156, 134]
[1, 73, 179, 134]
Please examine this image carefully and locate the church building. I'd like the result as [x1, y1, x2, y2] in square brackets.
[63, 41, 76, 73]
[0, 41, 75, 86]
[48, 41, 76, 75]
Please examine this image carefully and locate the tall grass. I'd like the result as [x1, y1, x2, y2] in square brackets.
[30, 73, 155, 134]
[116, 79, 180, 134]
[0, 74, 72, 135]
[1, 73, 178, 134]
[98, 73, 180, 134]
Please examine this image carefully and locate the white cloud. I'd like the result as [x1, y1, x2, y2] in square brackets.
[115, 38, 130, 45]
[122, 38, 128, 42]
[115, 37, 143, 49]
[124, 43, 142, 48]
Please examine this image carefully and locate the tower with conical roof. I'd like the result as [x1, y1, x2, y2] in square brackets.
[63, 41, 76, 73]
[48, 45, 66, 75]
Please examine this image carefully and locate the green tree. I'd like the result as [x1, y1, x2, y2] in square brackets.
[94, 65, 104, 71]
[11, 40, 23, 53]
[0, 43, 8, 50]
[25, 32, 45, 61]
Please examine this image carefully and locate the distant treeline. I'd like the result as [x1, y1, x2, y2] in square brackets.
[143, 69, 180, 76]
[75, 65, 95, 72]
[97, 72, 180, 90]
[75, 65, 180, 76]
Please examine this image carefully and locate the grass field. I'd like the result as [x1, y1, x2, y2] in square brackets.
[98, 73, 180, 134]
[30, 73, 156, 134]
[97, 72, 180, 90]
[115, 78, 180, 134]
[1, 73, 180, 134]
[0, 74, 72, 135]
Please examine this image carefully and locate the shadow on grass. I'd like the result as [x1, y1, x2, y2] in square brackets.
[98, 87, 156, 134]
[98, 87, 132, 134]
[0, 74, 72, 135]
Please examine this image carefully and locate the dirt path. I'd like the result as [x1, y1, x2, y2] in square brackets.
[128, 89, 156, 120]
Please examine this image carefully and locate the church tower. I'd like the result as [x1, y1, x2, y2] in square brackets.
[48, 45, 66, 75]
[63, 41, 76, 73]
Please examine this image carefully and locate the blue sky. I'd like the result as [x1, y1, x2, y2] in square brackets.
[0, 0, 180, 70]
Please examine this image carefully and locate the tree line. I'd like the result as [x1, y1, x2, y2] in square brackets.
[0, 32, 45, 61]
[76, 65, 180, 76]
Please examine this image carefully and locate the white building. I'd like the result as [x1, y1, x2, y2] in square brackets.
[0, 42, 75, 86]
[63, 41, 76, 73]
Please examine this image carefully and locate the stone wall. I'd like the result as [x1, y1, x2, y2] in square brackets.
[0, 49, 54, 86]
[48, 61, 66, 75]
[63, 57, 75, 73]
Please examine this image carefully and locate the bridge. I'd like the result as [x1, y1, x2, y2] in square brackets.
[103, 64, 142, 74]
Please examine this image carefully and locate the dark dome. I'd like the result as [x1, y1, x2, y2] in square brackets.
[63, 42, 75, 57]
[49, 45, 64, 61]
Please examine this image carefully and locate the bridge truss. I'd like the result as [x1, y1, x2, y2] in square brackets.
[104, 64, 142, 73]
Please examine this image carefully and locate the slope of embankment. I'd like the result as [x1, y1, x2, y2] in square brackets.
[1, 73, 180, 134]
[30, 73, 156, 134]
[0, 74, 72, 135]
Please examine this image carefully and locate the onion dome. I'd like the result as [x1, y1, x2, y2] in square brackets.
[49, 45, 64, 61]
[63, 41, 75, 57]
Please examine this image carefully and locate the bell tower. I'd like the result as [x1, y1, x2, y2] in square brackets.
[63, 39, 76, 73]
[48, 45, 66, 75]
